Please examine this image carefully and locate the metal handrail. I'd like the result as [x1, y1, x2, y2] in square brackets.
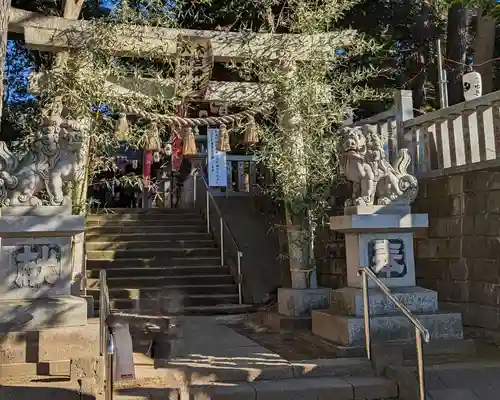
[196, 174, 243, 304]
[358, 267, 429, 400]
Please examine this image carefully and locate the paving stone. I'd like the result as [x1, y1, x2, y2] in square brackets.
[0, 381, 81, 400]
[344, 376, 398, 399]
[472, 387, 500, 399]
[434, 367, 494, 389]
[250, 377, 353, 400]
[428, 388, 480, 400]
[291, 358, 372, 378]
[190, 382, 256, 399]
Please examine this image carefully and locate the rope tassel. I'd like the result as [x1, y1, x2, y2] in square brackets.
[144, 122, 162, 151]
[114, 113, 129, 140]
[243, 116, 259, 146]
[216, 123, 231, 152]
[182, 127, 197, 156]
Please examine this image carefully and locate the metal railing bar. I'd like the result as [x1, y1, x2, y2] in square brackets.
[358, 266, 428, 400]
[195, 173, 244, 304]
[200, 175, 242, 256]
[358, 267, 430, 342]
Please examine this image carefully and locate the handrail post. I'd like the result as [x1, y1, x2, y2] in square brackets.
[99, 270, 106, 357]
[361, 269, 372, 360]
[106, 333, 114, 400]
[193, 172, 197, 208]
[237, 252, 243, 304]
[220, 217, 224, 267]
[416, 328, 426, 400]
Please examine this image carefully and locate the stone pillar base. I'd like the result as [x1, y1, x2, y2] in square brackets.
[313, 285, 463, 346]
[277, 287, 331, 317]
[0, 295, 88, 333]
[312, 309, 463, 346]
[330, 286, 438, 317]
[0, 318, 99, 365]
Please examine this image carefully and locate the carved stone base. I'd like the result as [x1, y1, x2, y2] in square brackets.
[277, 287, 331, 317]
[330, 286, 438, 317]
[312, 309, 463, 346]
[0, 295, 88, 333]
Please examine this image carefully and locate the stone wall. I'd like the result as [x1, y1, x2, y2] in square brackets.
[414, 170, 500, 343]
[315, 222, 347, 289]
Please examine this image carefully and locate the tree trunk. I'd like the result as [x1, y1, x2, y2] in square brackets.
[411, 3, 433, 109]
[446, 4, 469, 105]
[0, 0, 11, 126]
[284, 205, 311, 289]
[473, 8, 496, 94]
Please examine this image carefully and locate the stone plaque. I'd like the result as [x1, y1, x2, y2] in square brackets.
[0, 237, 72, 299]
[13, 244, 62, 289]
[368, 238, 407, 279]
[357, 232, 416, 288]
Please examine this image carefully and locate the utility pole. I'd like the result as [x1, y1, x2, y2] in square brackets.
[0, 0, 11, 126]
[436, 38, 448, 109]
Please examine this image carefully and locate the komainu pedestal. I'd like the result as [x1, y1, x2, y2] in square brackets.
[312, 125, 464, 346]
[0, 117, 97, 364]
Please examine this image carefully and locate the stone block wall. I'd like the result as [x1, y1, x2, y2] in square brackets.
[315, 226, 347, 289]
[414, 170, 500, 343]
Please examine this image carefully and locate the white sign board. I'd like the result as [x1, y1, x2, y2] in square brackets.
[111, 323, 136, 381]
[207, 127, 228, 187]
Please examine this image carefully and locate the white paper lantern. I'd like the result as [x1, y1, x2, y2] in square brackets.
[463, 71, 482, 101]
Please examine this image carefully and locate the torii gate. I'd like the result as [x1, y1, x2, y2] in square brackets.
[5, 3, 360, 293]
[7, 5, 349, 199]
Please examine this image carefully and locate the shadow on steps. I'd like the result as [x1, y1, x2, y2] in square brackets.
[211, 196, 288, 304]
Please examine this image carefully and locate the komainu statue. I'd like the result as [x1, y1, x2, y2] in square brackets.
[339, 124, 418, 207]
[0, 116, 86, 207]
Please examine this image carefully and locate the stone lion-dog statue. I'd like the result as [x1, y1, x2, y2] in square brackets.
[339, 124, 418, 207]
[0, 116, 86, 207]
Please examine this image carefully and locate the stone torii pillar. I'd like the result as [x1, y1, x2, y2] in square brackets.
[275, 60, 330, 324]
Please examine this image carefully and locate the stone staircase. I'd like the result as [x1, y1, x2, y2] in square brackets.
[85, 208, 251, 316]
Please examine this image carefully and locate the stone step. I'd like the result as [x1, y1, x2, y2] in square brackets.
[113, 375, 397, 400]
[87, 212, 201, 221]
[312, 310, 464, 346]
[86, 224, 207, 234]
[87, 257, 221, 269]
[86, 274, 235, 288]
[89, 208, 198, 215]
[159, 356, 376, 384]
[86, 239, 217, 251]
[186, 376, 397, 399]
[387, 360, 500, 400]
[95, 302, 253, 316]
[89, 286, 239, 301]
[0, 380, 82, 399]
[88, 283, 238, 295]
[86, 247, 220, 260]
[85, 231, 212, 242]
[86, 265, 230, 279]
[86, 218, 205, 227]
[91, 292, 240, 309]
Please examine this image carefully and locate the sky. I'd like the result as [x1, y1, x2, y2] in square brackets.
[4, 0, 117, 105]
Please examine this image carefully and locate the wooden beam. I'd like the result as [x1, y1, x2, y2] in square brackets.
[9, 7, 356, 61]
